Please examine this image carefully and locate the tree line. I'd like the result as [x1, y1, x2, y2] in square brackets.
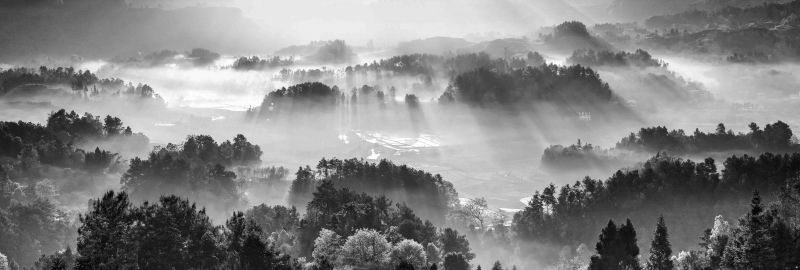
[288, 158, 458, 223]
[568, 49, 666, 68]
[15, 179, 476, 270]
[439, 63, 616, 110]
[0, 109, 147, 174]
[0, 66, 164, 102]
[515, 151, 800, 266]
[617, 121, 796, 153]
[232, 56, 295, 71]
[541, 121, 797, 171]
[121, 134, 263, 216]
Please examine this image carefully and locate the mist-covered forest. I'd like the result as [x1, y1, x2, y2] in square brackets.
[1, 0, 800, 269]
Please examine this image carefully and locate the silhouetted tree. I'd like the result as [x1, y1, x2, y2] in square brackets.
[443, 253, 469, 270]
[646, 216, 673, 270]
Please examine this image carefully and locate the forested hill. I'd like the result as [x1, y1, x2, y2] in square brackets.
[516, 152, 800, 256]
[645, 0, 800, 31]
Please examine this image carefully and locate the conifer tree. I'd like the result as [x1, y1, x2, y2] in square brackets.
[618, 219, 641, 270]
[646, 216, 673, 270]
[491, 261, 503, 270]
[722, 191, 776, 269]
[589, 219, 641, 270]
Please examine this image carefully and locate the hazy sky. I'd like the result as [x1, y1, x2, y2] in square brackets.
[133, 0, 604, 47]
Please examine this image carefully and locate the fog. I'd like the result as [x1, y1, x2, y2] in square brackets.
[7, 52, 800, 211]
[2, 0, 800, 269]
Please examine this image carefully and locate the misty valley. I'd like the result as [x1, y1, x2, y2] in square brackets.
[1, 0, 800, 269]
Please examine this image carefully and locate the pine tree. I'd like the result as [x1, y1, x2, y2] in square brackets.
[491, 261, 503, 270]
[646, 216, 673, 270]
[722, 191, 776, 269]
[590, 220, 618, 270]
[75, 191, 134, 269]
[589, 219, 642, 270]
[618, 219, 641, 270]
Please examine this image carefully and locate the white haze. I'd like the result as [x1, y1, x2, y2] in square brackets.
[132, 0, 607, 47]
[4, 53, 798, 212]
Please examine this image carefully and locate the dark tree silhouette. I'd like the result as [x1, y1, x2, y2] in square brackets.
[645, 216, 673, 270]
[443, 253, 469, 270]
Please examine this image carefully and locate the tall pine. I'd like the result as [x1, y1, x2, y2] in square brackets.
[618, 219, 641, 270]
[646, 216, 673, 270]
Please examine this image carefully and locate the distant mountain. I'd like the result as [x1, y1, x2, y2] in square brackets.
[608, 0, 792, 21]
[394, 37, 537, 59]
[543, 21, 614, 52]
[469, 38, 534, 59]
[645, 0, 800, 31]
[395, 37, 475, 55]
[0, 0, 273, 61]
[274, 40, 358, 65]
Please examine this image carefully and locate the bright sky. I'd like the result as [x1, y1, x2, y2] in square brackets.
[131, 0, 605, 46]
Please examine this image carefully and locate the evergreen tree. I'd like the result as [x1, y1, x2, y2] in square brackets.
[591, 220, 619, 269]
[75, 191, 134, 269]
[440, 228, 474, 260]
[618, 219, 641, 270]
[722, 191, 776, 269]
[646, 216, 673, 270]
[491, 261, 503, 270]
[589, 219, 641, 270]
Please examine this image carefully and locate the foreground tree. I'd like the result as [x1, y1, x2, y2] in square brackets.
[439, 228, 474, 261]
[225, 211, 294, 270]
[491, 261, 503, 270]
[391, 239, 427, 270]
[73, 191, 295, 270]
[589, 219, 641, 270]
[646, 216, 673, 270]
[75, 191, 134, 269]
[443, 253, 469, 270]
[312, 229, 342, 267]
[340, 229, 392, 269]
[720, 191, 798, 269]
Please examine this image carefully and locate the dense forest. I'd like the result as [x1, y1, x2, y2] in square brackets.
[580, 176, 800, 269]
[287, 158, 458, 223]
[1, 109, 148, 174]
[121, 133, 263, 217]
[10, 182, 475, 270]
[7, 145, 798, 269]
[517, 151, 800, 267]
[440, 64, 618, 112]
[0, 109, 148, 266]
